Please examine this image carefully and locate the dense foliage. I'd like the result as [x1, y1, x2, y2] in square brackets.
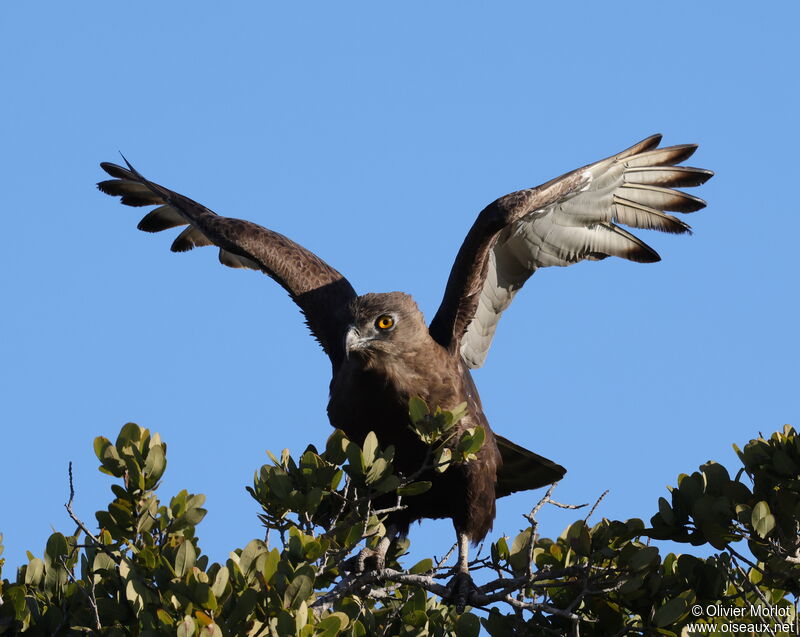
[0, 412, 798, 635]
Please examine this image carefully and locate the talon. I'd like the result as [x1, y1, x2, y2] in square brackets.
[342, 546, 386, 574]
[444, 571, 475, 614]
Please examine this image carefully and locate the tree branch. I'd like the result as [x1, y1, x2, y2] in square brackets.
[64, 462, 121, 566]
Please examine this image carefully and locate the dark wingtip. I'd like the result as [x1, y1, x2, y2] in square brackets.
[647, 132, 663, 146]
[117, 153, 147, 183]
[96, 179, 118, 195]
[119, 152, 136, 173]
[632, 245, 662, 263]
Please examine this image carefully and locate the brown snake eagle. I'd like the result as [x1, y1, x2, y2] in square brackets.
[98, 134, 712, 608]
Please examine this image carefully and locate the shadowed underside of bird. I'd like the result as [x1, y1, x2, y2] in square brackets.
[98, 134, 712, 609]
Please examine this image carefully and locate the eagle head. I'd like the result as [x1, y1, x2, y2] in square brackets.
[344, 292, 429, 361]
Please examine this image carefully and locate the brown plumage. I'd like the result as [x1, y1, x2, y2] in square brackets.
[98, 135, 712, 604]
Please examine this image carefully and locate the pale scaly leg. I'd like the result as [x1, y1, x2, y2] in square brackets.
[345, 523, 398, 573]
[445, 529, 475, 613]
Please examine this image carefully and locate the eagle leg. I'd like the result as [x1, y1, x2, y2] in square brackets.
[343, 524, 397, 573]
[444, 530, 476, 613]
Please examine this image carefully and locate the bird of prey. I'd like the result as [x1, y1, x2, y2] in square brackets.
[98, 134, 712, 607]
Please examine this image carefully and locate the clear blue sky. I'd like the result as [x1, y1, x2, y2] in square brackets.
[2, 3, 798, 576]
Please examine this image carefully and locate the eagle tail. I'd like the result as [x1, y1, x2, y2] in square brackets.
[494, 434, 566, 498]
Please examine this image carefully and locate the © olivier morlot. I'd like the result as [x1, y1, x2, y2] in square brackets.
[98, 134, 712, 605]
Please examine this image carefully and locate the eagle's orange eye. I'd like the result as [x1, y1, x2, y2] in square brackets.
[376, 315, 394, 330]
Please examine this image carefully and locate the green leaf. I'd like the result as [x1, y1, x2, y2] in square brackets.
[481, 608, 516, 637]
[239, 539, 267, 582]
[402, 610, 428, 628]
[700, 461, 730, 494]
[296, 601, 309, 633]
[156, 608, 174, 626]
[44, 532, 69, 593]
[143, 442, 167, 486]
[284, 573, 313, 610]
[199, 623, 223, 637]
[408, 396, 429, 423]
[751, 500, 776, 538]
[316, 613, 348, 637]
[181, 506, 208, 528]
[124, 454, 145, 492]
[211, 565, 229, 598]
[373, 474, 401, 493]
[658, 497, 675, 526]
[409, 558, 433, 574]
[362, 431, 378, 465]
[509, 528, 532, 572]
[275, 610, 296, 636]
[267, 471, 293, 500]
[24, 558, 45, 587]
[562, 520, 591, 557]
[193, 581, 218, 611]
[324, 429, 348, 465]
[455, 612, 481, 637]
[773, 449, 797, 476]
[177, 616, 196, 637]
[175, 539, 197, 577]
[495, 537, 509, 560]
[434, 447, 452, 472]
[94, 436, 126, 476]
[262, 548, 281, 584]
[458, 426, 485, 456]
[345, 441, 366, 476]
[677, 473, 702, 502]
[365, 458, 389, 485]
[626, 546, 659, 572]
[125, 577, 149, 613]
[305, 487, 324, 513]
[653, 597, 689, 627]
[449, 402, 469, 425]
[116, 422, 144, 448]
[397, 481, 432, 497]
[138, 546, 158, 570]
[343, 523, 364, 548]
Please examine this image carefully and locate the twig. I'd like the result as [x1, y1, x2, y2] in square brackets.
[548, 499, 588, 510]
[64, 462, 121, 565]
[60, 554, 101, 631]
[328, 477, 351, 528]
[371, 503, 407, 516]
[526, 483, 558, 522]
[523, 482, 558, 578]
[728, 551, 769, 606]
[435, 541, 457, 570]
[726, 545, 764, 575]
[312, 567, 450, 614]
[585, 490, 609, 523]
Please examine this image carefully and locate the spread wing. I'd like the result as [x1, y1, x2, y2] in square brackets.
[428, 135, 713, 366]
[495, 435, 566, 498]
[98, 160, 358, 368]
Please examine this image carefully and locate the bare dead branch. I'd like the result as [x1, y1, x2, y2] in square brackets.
[64, 462, 121, 566]
[585, 490, 610, 522]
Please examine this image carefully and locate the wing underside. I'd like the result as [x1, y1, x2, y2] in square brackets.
[459, 135, 713, 368]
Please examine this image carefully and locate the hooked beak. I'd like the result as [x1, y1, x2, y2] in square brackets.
[344, 326, 372, 358]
